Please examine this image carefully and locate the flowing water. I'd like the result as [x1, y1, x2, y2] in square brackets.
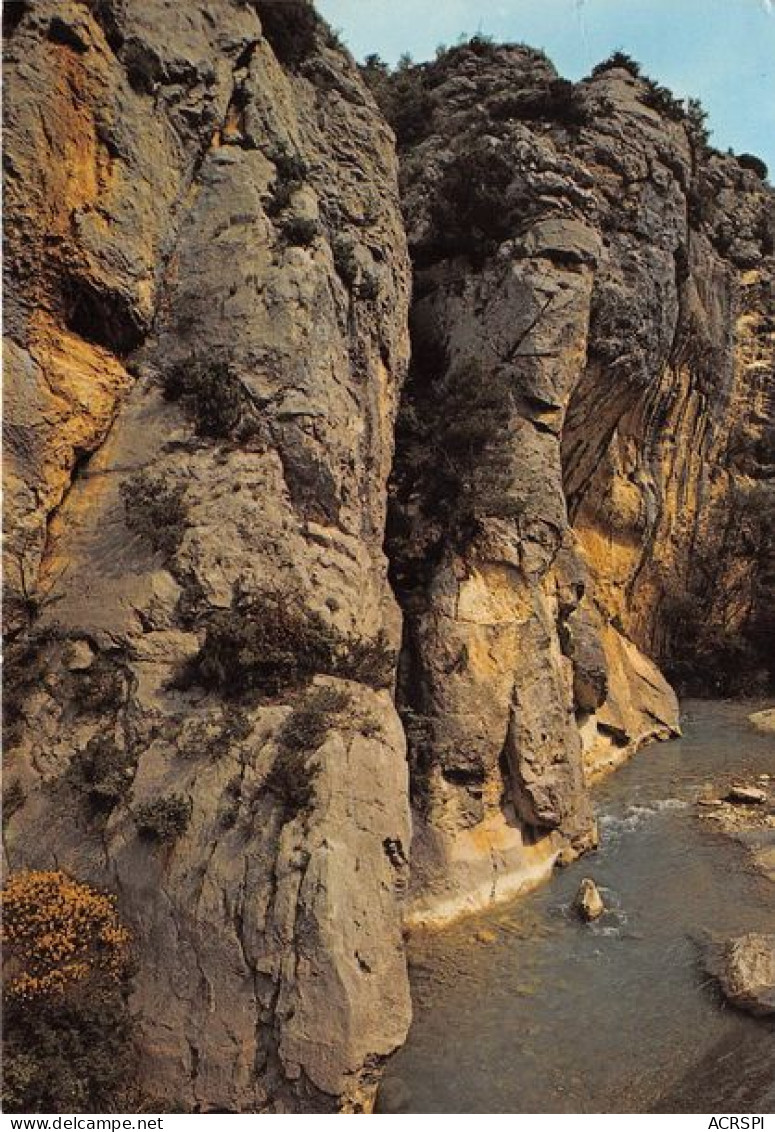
[385, 700, 775, 1113]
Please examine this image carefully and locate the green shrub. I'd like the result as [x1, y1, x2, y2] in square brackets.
[659, 489, 775, 697]
[463, 33, 495, 55]
[332, 235, 359, 288]
[3, 636, 52, 747]
[264, 687, 349, 815]
[688, 177, 716, 229]
[276, 685, 350, 752]
[161, 357, 261, 441]
[358, 715, 383, 739]
[390, 75, 434, 147]
[135, 795, 191, 843]
[254, 0, 318, 70]
[336, 630, 395, 688]
[390, 356, 524, 562]
[662, 620, 770, 697]
[360, 53, 434, 149]
[423, 33, 510, 75]
[263, 747, 315, 815]
[387, 349, 534, 595]
[72, 735, 136, 813]
[177, 712, 252, 761]
[72, 654, 126, 715]
[121, 470, 187, 557]
[737, 153, 769, 181]
[757, 212, 775, 257]
[323, 24, 345, 50]
[2, 780, 25, 825]
[686, 97, 710, 150]
[269, 146, 308, 186]
[591, 50, 641, 79]
[592, 59, 708, 147]
[265, 144, 308, 218]
[357, 270, 380, 301]
[281, 216, 319, 247]
[424, 133, 572, 263]
[433, 143, 515, 257]
[2, 984, 136, 1113]
[490, 78, 588, 129]
[184, 593, 340, 698]
[641, 79, 686, 123]
[178, 591, 396, 699]
[360, 52, 389, 83]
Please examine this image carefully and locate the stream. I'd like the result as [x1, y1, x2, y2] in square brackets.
[384, 700, 775, 1113]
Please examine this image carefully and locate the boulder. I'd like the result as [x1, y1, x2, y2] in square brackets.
[375, 1077, 412, 1114]
[749, 709, 775, 734]
[574, 877, 605, 921]
[705, 933, 775, 1017]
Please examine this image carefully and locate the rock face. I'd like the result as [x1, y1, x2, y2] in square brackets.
[3, 14, 775, 1114]
[4, 0, 411, 1113]
[704, 934, 775, 1017]
[381, 43, 774, 922]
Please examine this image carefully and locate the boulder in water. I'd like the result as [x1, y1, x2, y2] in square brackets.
[704, 933, 775, 1017]
[375, 1077, 412, 1114]
[749, 709, 775, 734]
[573, 877, 605, 921]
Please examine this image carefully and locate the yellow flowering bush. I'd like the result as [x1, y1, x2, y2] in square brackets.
[1, 870, 131, 1001]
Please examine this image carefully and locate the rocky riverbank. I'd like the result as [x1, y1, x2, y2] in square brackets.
[697, 769, 775, 883]
[694, 744, 775, 1017]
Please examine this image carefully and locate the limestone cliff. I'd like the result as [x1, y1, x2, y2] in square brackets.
[379, 43, 774, 921]
[3, 9, 774, 1115]
[4, 0, 411, 1113]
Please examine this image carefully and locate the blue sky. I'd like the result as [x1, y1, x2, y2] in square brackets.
[316, 0, 775, 175]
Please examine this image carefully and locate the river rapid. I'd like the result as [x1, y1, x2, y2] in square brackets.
[384, 700, 775, 1114]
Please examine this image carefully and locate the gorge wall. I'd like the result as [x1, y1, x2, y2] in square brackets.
[378, 41, 775, 923]
[3, 2, 774, 1114]
[4, 0, 411, 1113]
